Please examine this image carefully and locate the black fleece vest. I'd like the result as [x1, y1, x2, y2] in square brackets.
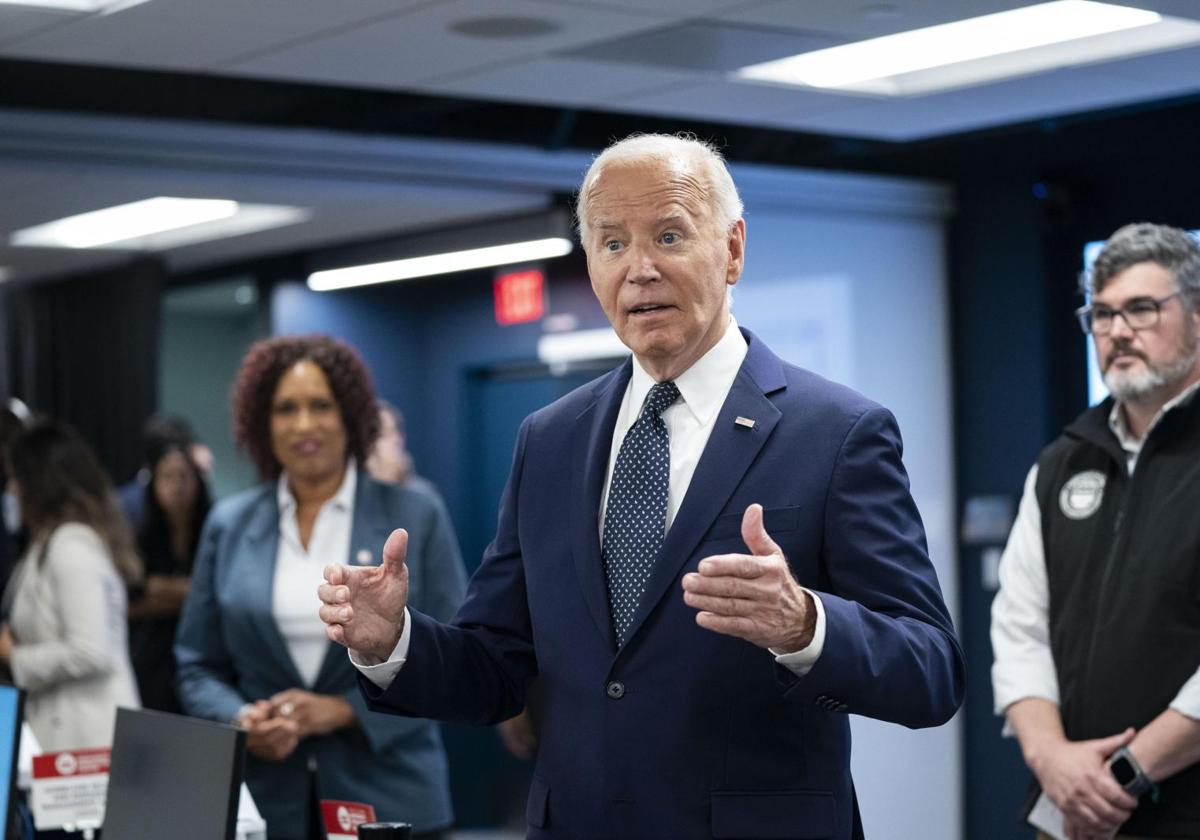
[1035, 394, 1200, 836]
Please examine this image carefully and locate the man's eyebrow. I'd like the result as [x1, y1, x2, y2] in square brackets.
[1095, 294, 1159, 308]
[656, 214, 692, 228]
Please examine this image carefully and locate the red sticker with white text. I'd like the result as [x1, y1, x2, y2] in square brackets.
[321, 799, 377, 840]
[30, 748, 111, 830]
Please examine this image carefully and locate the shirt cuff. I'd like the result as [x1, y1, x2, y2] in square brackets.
[1168, 667, 1200, 721]
[349, 607, 411, 690]
[771, 589, 826, 677]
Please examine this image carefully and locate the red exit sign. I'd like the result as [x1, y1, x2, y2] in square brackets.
[494, 269, 545, 325]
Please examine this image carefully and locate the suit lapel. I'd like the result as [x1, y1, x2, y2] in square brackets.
[570, 361, 631, 651]
[621, 331, 786, 647]
[241, 491, 307, 688]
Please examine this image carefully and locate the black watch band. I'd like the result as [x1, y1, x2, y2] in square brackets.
[1109, 746, 1156, 797]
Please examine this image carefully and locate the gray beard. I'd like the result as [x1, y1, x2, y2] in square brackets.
[1104, 344, 1199, 404]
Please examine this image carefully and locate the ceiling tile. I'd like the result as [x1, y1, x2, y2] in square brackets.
[1091, 41, 1200, 83]
[716, 0, 1047, 40]
[0, 6, 75, 48]
[416, 56, 698, 108]
[560, 19, 842, 72]
[0, 0, 429, 71]
[228, 0, 671, 90]
[531, 0, 764, 15]
[619, 77, 854, 126]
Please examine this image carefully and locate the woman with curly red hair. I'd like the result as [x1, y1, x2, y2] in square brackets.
[175, 334, 466, 840]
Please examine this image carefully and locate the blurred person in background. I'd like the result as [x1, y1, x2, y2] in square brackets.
[175, 334, 466, 840]
[127, 436, 211, 713]
[118, 413, 213, 531]
[0, 405, 29, 612]
[0, 420, 141, 750]
[993, 223, 1200, 839]
[365, 399, 435, 498]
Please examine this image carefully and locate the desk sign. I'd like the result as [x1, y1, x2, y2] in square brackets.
[30, 748, 111, 830]
[321, 799, 377, 840]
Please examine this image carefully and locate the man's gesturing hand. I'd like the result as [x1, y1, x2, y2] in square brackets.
[681, 504, 815, 652]
[319, 527, 410, 662]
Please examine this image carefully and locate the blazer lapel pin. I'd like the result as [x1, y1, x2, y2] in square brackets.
[734, 416, 757, 430]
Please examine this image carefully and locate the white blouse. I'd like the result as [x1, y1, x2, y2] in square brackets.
[273, 460, 356, 687]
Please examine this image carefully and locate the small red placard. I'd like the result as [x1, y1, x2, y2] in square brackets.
[320, 800, 377, 838]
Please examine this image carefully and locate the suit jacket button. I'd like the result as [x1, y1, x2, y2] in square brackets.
[606, 681, 625, 699]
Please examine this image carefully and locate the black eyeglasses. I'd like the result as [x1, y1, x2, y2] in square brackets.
[1075, 292, 1183, 336]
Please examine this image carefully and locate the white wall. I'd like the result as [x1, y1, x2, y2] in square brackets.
[731, 164, 960, 840]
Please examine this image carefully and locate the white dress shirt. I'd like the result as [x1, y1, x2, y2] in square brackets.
[991, 381, 1200, 728]
[276, 459, 356, 687]
[357, 317, 826, 685]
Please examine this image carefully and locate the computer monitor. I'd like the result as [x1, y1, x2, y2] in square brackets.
[103, 707, 245, 840]
[0, 685, 22, 840]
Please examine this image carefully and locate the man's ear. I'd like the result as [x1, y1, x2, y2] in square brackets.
[726, 219, 746, 286]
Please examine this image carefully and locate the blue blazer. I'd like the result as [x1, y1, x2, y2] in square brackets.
[176, 470, 466, 839]
[365, 330, 965, 840]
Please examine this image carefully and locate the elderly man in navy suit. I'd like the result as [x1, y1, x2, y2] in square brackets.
[319, 133, 965, 840]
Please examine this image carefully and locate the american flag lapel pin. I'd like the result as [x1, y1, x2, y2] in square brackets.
[734, 416, 757, 430]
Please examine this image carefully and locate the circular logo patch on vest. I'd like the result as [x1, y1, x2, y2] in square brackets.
[1059, 470, 1106, 520]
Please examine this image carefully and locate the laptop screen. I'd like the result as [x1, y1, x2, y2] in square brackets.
[103, 708, 245, 840]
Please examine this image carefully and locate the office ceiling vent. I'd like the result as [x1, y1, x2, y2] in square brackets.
[450, 16, 562, 39]
[560, 20, 845, 73]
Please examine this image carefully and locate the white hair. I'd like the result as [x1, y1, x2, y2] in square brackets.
[575, 133, 744, 245]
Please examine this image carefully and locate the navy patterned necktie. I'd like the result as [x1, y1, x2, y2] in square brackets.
[602, 380, 681, 647]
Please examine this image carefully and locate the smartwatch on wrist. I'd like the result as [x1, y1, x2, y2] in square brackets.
[1108, 746, 1157, 798]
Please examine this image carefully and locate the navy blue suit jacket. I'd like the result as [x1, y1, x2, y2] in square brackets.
[365, 330, 965, 839]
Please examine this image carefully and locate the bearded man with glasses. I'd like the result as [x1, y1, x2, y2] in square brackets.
[992, 222, 1200, 840]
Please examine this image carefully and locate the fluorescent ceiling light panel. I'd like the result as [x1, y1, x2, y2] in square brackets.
[0, 0, 151, 12]
[12, 198, 237, 248]
[9, 198, 308, 250]
[735, 1, 1191, 96]
[308, 237, 574, 291]
[126, 204, 311, 251]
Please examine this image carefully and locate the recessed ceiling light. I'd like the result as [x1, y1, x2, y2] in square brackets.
[450, 16, 561, 38]
[9, 197, 308, 250]
[308, 237, 574, 292]
[736, 1, 1199, 96]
